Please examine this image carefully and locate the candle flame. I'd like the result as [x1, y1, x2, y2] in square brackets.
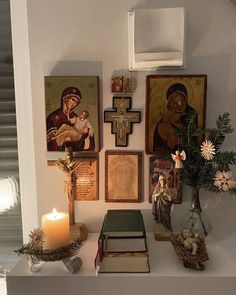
[52, 208, 58, 219]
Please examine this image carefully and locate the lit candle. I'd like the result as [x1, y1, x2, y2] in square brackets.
[42, 208, 69, 249]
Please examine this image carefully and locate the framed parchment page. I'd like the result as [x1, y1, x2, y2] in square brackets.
[105, 150, 142, 202]
[74, 157, 98, 201]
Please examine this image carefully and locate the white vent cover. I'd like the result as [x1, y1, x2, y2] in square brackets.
[128, 8, 186, 71]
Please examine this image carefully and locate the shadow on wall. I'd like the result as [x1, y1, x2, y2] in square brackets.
[43, 60, 104, 150]
[187, 54, 230, 120]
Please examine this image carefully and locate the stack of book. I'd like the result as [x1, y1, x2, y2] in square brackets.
[95, 209, 150, 273]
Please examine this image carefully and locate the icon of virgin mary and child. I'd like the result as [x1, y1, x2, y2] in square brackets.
[46, 87, 95, 152]
[153, 83, 198, 154]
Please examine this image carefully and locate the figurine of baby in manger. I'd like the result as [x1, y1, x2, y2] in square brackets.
[171, 228, 209, 270]
[181, 228, 201, 256]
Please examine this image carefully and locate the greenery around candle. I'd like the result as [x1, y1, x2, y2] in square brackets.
[15, 228, 83, 264]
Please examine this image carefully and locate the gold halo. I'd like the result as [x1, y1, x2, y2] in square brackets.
[161, 78, 193, 103]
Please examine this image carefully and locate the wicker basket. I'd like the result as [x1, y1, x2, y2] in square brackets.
[171, 234, 209, 270]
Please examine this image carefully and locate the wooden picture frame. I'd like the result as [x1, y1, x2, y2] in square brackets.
[149, 156, 183, 204]
[146, 75, 207, 155]
[45, 76, 100, 156]
[111, 76, 135, 93]
[48, 156, 99, 201]
[104, 96, 141, 147]
[105, 150, 142, 202]
[74, 157, 99, 201]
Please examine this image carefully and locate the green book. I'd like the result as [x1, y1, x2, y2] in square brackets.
[95, 210, 148, 270]
[102, 209, 146, 237]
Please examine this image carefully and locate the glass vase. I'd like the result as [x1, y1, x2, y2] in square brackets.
[183, 188, 212, 237]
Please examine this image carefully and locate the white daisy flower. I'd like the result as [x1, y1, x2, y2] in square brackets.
[200, 140, 216, 160]
[214, 170, 236, 192]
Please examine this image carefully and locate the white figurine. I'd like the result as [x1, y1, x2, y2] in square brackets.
[181, 228, 201, 256]
[171, 150, 186, 169]
[152, 173, 173, 237]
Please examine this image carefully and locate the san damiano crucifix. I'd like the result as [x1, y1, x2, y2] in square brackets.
[104, 96, 141, 147]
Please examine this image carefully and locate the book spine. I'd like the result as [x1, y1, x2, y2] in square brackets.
[98, 214, 108, 262]
[98, 235, 104, 262]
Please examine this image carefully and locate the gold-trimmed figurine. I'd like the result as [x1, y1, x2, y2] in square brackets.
[56, 146, 88, 241]
[56, 146, 80, 224]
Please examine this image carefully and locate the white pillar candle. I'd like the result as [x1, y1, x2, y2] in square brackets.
[42, 208, 69, 249]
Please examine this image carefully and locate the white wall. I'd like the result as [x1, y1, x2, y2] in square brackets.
[12, 0, 236, 247]
[10, 0, 39, 241]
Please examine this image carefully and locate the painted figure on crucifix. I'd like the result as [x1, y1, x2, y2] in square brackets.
[104, 96, 141, 147]
[56, 147, 80, 224]
[110, 110, 137, 141]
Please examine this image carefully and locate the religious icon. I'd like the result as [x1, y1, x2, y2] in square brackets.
[111, 76, 135, 93]
[111, 76, 123, 93]
[149, 156, 183, 204]
[123, 76, 135, 93]
[146, 75, 207, 155]
[45, 76, 100, 156]
[104, 96, 141, 147]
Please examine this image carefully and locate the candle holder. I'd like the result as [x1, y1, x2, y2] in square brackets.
[26, 255, 83, 273]
[15, 228, 83, 273]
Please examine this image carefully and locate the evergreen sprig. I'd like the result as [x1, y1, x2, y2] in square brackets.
[15, 239, 83, 264]
[177, 112, 236, 193]
[214, 151, 236, 168]
[216, 113, 234, 134]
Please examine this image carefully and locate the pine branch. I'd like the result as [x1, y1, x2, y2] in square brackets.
[207, 113, 233, 150]
[15, 239, 83, 264]
[216, 113, 234, 134]
[175, 112, 236, 193]
[214, 151, 236, 167]
[205, 184, 221, 193]
[207, 128, 225, 150]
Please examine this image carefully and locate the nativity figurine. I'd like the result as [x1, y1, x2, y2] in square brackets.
[181, 228, 201, 256]
[171, 228, 209, 270]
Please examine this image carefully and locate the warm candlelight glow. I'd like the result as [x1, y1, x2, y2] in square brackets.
[42, 209, 69, 249]
[46, 208, 62, 220]
[52, 208, 57, 218]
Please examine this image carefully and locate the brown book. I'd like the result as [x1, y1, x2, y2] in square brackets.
[96, 251, 150, 273]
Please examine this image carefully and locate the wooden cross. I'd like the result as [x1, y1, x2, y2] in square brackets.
[104, 96, 141, 146]
[55, 146, 80, 225]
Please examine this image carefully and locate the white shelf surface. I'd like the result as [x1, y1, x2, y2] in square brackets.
[7, 233, 236, 295]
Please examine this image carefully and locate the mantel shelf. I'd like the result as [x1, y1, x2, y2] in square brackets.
[7, 233, 236, 295]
